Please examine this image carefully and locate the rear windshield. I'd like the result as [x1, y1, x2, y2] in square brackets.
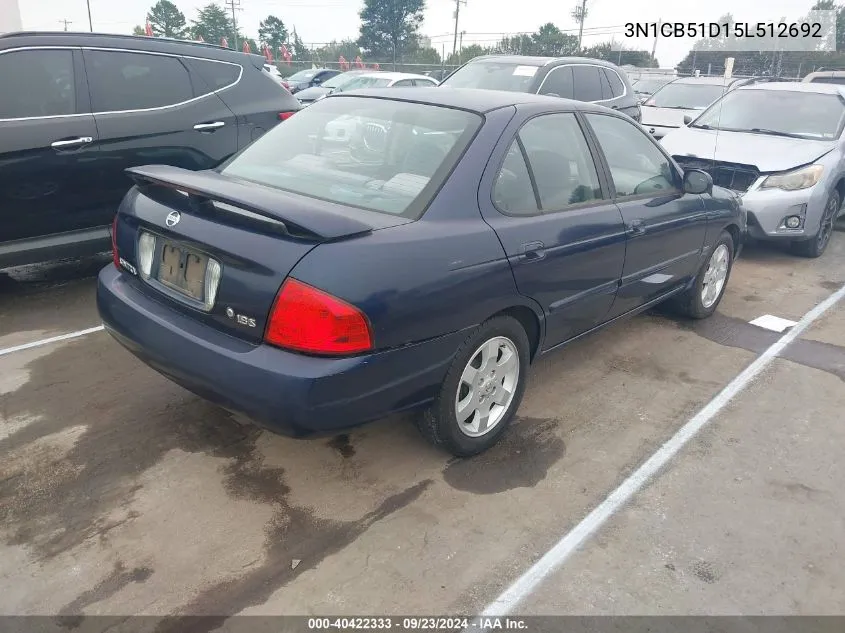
[632, 77, 673, 94]
[648, 82, 727, 109]
[221, 97, 481, 218]
[288, 69, 319, 81]
[336, 76, 392, 91]
[440, 61, 539, 92]
[322, 72, 363, 89]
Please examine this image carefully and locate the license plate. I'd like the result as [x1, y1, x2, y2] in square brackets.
[157, 241, 207, 301]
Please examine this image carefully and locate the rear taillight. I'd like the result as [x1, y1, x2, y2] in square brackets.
[112, 215, 119, 269]
[278, 111, 295, 121]
[264, 279, 373, 355]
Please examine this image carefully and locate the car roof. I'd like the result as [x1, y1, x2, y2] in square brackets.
[330, 86, 609, 114]
[354, 71, 436, 81]
[737, 81, 845, 95]
[464, 54, 621, 69]
[0, 31, 261, 64]
[667, 76, 739, 86]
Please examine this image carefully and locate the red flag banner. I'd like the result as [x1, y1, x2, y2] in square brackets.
[220, 37, 228, 48]
[243, 40, 251, 53]
[263, 44, 273, 62]
[354, 56, 364, 69]
[372, 63, 380, 70]
[280, 45, 291, 66]
[144, 21, 153, 37]
[339, 55, 349, 71]
[196, 35, 204, 42]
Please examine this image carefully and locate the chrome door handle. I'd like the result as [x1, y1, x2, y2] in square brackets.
[193, 121, 225, 131]
[51, 136, 93, 149]
[628, 219, 646, 236]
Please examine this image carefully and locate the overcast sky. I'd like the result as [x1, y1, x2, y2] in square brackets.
[17, 0, 823, 67]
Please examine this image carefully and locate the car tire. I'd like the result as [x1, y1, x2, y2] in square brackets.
[670, 230, 734, 319]
[791, 189, 840, 258]
[416, 316, 530, 457]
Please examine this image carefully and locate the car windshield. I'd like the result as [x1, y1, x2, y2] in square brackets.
[322, 72, 363, 89]
[335, 76, 392, 91]
[693, 89, 845, 140]
[648, 82, 726, 109]
[288, 69, 319, 81]
[633, 77, 673, 94]
[439, 61, 538, 92]
[221, 97, 481, 218]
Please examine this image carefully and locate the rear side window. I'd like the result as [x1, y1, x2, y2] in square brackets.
[538, 66, 574, 99]
[0, 49, 76, 119]
[493, 143, 537, 215]
[572, 66, 603, 102]
[85, 50, 193, 112]
[188, 58, 241, 91]
[603, 69, 626, 98]
[809, 76, 845, 85]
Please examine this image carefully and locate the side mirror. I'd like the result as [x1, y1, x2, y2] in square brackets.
[683, 169, 713, 195]
[683, 115, 693, 125]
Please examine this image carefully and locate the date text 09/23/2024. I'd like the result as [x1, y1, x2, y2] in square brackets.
[307, 617, 528, 630]
[624, 22, 824, 39]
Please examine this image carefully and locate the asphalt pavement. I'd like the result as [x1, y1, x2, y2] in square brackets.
[1, 225, 843, 628]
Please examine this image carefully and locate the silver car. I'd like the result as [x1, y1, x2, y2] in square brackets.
[661, 82, 845, 257]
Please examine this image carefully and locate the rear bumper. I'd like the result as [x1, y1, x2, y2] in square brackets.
[97, 266, 467, 435]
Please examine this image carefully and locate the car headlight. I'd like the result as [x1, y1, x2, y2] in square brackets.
[759, 164, 823, 191]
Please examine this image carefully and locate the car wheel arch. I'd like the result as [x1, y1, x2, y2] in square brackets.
[723, 223, 742, 257]
[489, 303, 544, 363]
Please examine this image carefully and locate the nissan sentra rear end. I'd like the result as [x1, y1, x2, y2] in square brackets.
[97, 94, 483, 435]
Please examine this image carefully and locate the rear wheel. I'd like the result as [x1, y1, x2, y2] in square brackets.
[417, 316, 529, 457]
[670, 231, 734, 319]
[791, 189, 839, 258]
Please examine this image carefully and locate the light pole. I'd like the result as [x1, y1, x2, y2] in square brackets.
[86, 0, 93, 31]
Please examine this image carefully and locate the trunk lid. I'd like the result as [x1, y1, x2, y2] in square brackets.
[114, 165, 409, 344]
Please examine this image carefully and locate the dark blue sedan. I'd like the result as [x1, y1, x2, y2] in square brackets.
[97, 88, 746, 456]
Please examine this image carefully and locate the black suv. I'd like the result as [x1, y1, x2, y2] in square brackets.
[0, 32, 301, 268]
[439, 55, 641, 122]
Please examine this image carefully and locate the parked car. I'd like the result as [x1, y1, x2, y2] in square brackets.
[640, 77, 734, 139]
[98, 88, 744, 456]
[425, 69, 451, 82]
[0, 31, 301, 269]
[335, 71, 440, 90]
[439, 55, 642, 122]
[631, 75, 675, 101]
[262, 62, 288, 89]
[295, 69, 372, 105]
[662, 82, 845, 258]
[802, 70, 845, 85]
[283, 67, 342, 94]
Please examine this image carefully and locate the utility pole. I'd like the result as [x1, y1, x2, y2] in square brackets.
[224, 0, 242, 50]
[452, 0, 467, 57]
[574, 0, 588, 51]
[60, 19, 73, 31]
[651, 19, 661, 61]
[86, 0, 93, 31]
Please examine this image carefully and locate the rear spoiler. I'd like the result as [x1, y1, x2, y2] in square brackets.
[126, 165, 374, 241]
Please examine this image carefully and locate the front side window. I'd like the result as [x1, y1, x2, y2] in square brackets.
[538, 66, 574, 99]
[693, 89, 845, 139]
[572, 66, 603, 102]
[493, 113, 602, 215]
[86, 50, 193, 112]
[585, 113, 679, 197]
[0, 49, 76, 119]
[221, 97, 481, 218]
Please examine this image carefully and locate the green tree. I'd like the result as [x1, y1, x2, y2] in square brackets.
[532, 22, 579, 56]
[190, 4, 234, 45]
[582, 42, 658, 67]
[446, 43, 488, 65]
[291, 28, 310, 60]
[258, 15, 288, 52]
[313, 39, 362, 65]
[132, 25, 146, 35]
[358, 0, 425, 62]
[146, 0, 188, 38]
[410, 46, 441, 64]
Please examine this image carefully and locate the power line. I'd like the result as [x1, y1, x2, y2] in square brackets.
[85, 0, 93, 31]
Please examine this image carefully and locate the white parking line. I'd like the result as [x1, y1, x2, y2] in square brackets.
[473, 281, 845, 624]
[0, 326, 105, 358]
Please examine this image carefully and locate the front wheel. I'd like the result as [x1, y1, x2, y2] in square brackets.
[416, 316, 530, 457]
[791, 189, 840, 258]
[670, 231, 734, 319]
